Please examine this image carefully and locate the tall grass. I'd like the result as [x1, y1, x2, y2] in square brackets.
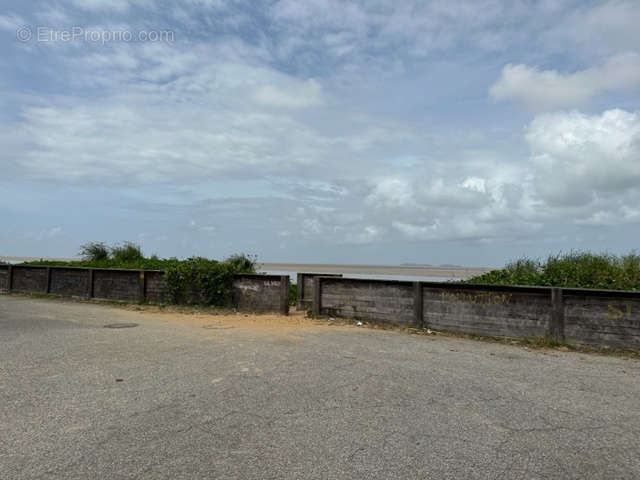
[467, 251, 640, 290]
[79, 242, 109, 261]
[110, 242, 144, 263]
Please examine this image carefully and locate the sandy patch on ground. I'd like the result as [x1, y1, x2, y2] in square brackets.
[118, 304, 354, 333]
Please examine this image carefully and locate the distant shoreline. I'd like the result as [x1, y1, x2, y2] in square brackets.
[259, 262, 493, 279]
[0, 257, 494, 279]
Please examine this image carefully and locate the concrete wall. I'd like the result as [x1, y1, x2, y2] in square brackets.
[49, 268, 90, 297]
[296, 272, 342, 311]
[145, 271, 169, 304]
[0, 265, 8, 290]
[93, 269, 142, 302]
[563, 289, 640, 349]
[423, 284, 550, 338]
[317, 277, 416, 326]
[232, 274, 289, 315]
[11, 266, 48, 293]
[313, 276, 640, 349]
[1, 266, 290, 314]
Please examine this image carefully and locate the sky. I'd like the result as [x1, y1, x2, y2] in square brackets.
[1, 0, 639, 266]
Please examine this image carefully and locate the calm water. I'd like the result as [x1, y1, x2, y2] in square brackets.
[259, 270, 459, 284]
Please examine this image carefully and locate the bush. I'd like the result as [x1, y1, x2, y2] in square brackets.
[79, 242, 110, 261]
[110, 242, 144, 263]
[226, 253, 257, 272]
[467, 251, 640, 291]
[289, 282, 297, 306]
[164, 255, 256, 305]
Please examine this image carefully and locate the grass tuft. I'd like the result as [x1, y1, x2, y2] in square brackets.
[467, 251, 640, 290]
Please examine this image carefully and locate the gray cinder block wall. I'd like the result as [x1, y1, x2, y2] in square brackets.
[317, 277, 414, 326]
[313, 276, 640, 350]
[232, 274, 289, 315]
[562, 288, 640, 348]
[422, 285, 550, 339]
[296, 272, 342, 311]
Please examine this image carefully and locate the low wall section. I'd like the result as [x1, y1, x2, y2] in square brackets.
[0, 265, 289, 314]
[232, 274, 289, 315]
[312, 276, 640, 349]
[318, 277, 414, 326]
[296, 272, 342, 311]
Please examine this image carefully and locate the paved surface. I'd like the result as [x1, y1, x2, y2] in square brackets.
[1, 295, 639, 479]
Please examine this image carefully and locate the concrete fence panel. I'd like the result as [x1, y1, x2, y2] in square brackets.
[318, 277, 415, 326]
[50, 267, 90, 297]
[232, 274, 290, 315]
[11, 266, 48, 293]
[0, 265, 8, 290]
[563, 289, 640, 349]
[296, 272, 342, 311]
[422, 284, 551, 339]
[145, 271, 169, 304]
[93, 269, 142, 302]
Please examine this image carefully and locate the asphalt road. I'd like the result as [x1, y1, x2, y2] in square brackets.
[1, 295, 639, 479]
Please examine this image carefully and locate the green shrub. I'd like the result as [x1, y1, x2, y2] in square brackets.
[164, 255, 256, 305]
[226, 253, 257, 271]
[110, 242, 144, 263]
[289, 282, 297, 306]
[79, 242, 110, 261]
[467, 251, 640, 290]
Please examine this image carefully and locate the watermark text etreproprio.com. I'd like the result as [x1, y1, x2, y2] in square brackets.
[16, 26, 175, 44]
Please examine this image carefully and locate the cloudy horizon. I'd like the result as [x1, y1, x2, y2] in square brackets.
[2, 1, 639, 267]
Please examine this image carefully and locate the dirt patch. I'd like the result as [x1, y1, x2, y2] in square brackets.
[122, 305, 352, 333]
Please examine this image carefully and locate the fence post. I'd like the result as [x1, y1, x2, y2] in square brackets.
[550, 287, 565, 342]
[280, 275, 290, 315]
[312, 276, 322, 317]
[139, 271, 146, 303]
[7, 265, 13, 291]
[413, 282, 423, 328]
[45, 267, 52, 294]
[87, 269, 94, 299]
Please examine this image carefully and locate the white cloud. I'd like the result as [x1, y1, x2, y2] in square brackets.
[490, 53, 640, 111]
[253, 79, 323, 109]
[351, 108, 640, 243]
[268, 0, 568, 62]
[526, 108, 640, 207]
[366, 177, 414, 208]
[3, 39, 415, 184]
[4, 0, 640, 257]
[69, 0, 137, 12]
[345, 225, 385, 245]
[461, 177, 486, 194]
[551, 0, 640, 58]
[392, 221, 440, 240]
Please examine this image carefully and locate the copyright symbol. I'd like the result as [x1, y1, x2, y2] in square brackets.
[16, 26, 32, 42]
